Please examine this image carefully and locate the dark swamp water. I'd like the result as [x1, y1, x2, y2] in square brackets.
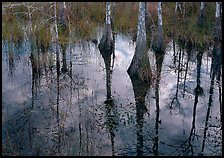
[2, 27, 222, 156]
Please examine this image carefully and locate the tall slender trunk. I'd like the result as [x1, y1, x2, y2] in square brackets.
[201, 61, 215, 155]
[54, 2, 60, 74]
[188, 50, 203, 156]
[153, 52, 164, 156]
[99, 2, 114, 63]
[183, 42, 192, 97]
[176, 46, 181, 97]
[214, 2, 222, 121]
[54, 2, 61, 154]
[61, 44, 68, 73]
[78, 90, 82, 156]
[157, 2, 163, 51]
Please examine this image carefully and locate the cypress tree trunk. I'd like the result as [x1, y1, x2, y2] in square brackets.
[99, 2, 114, 57]
[98, 2, 115, 100]
[157, 2, 164, 52]
[152, 2, 164, 53]
[197, 2, 205, 27]
[127, 2, 151, 83]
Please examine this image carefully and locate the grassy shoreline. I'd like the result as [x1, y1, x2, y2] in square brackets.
[2, 2, 217, 48]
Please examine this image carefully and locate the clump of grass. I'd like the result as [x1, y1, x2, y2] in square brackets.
[163, 2, 215, 47]
[2, 13, 24, 43]
[34, 22, 52, 51]
[114, 2, 138, 36]
[72, 20, 98, 42]
[2, 2, 218, 47]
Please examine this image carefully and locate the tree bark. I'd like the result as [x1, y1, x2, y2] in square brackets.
[197, 2, 205, 27]
[127, 2, 151, 83]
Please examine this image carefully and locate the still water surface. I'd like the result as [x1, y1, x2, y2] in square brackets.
[2, 30, 222, 156]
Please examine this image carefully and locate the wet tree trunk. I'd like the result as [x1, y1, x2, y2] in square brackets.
[197, 2, 205, 27]
[127, 2, 151, 83]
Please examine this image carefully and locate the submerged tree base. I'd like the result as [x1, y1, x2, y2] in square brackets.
[98, 24, 114, 60]
[127, 36, 152, 84]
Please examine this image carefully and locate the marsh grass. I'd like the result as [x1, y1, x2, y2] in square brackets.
[162, 2, 216, 47]
[2, 12, 24, 43]
[2, 2, 217, 48]
[35, 22, 52, 51]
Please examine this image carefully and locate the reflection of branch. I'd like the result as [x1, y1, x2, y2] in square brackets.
[167, 137, 193, 156]
[14, 106, 33, 131]
[166, 93, 183, 116]
[3, 130, 17, 156]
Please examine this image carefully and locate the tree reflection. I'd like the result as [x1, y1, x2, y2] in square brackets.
[153, 50, 165, 156]
[183, 41, 192, 97]
[99, 14, 117, 154]
[8, 42, 15, 76]
[100, 47, 118, 156]
[167, 40, 185, 115]
[128, 72, 150, 156]
[201, 41, 222, 156]
[61, 44, 68, 73]
[58, 2, 69, 74]
[186, 49, 203, 156]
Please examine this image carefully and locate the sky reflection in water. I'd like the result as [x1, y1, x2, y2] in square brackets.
[2, 32, 222, 156]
